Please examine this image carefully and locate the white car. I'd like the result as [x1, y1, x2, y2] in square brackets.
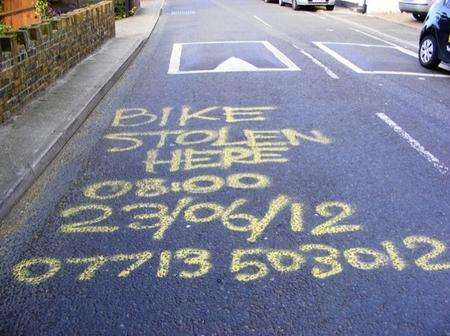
[399, 0, 435, 21]
[277, 0, 335, 10]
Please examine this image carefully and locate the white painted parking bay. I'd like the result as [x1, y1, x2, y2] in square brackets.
[315, 41, 450, 78]
[314, 30, 450, 78]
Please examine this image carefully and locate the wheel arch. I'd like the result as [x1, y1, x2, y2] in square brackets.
[420, 27, 444, 60]
[420, 26, 439, 44]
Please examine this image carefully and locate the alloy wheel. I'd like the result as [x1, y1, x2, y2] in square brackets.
[420, 39, 434, 64]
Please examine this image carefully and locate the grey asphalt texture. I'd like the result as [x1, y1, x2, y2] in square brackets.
[1, 0, 450, 334]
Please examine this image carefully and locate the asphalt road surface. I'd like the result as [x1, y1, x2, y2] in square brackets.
[1, 0, 450, 334]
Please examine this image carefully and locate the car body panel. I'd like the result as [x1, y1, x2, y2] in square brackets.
[399, 0, 434, 13]
[420, 0, 450, 63]
[285, 0, 335, 6]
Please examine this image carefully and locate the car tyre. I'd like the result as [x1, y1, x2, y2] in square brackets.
[279, 0, 285, 6]
[412, 13, 426, 22]
[292, 0, 299, 10]
[419, 35, 440, 69]
[326, 5, 334, 10]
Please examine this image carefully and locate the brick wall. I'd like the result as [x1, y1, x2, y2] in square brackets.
[0, 1, 115, 123]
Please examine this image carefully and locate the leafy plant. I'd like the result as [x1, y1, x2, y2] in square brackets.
[0, 23, 11, 35]
[114, 0, 137, 20]
[35, 0, 50, 19]
[114, 0, 127, 19]
[0, 0, 7, 34]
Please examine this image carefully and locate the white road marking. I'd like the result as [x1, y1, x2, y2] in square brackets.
[168, 43, 182, 75]
[364, 71, 450, 77]
[254, 15, 273, 28]
[168, 41, 300, 74]
[350, 28, 417, 57]
[304, 11, 317, 17]
[214, 57, 259, 71]
[168, 68, 300, 74]
[314, 42, 365, 73]
[314, 41, 450, 78]
[376, 113, 448, 175]
[170, 10, 196, 15]
[170, 40, 271, 45]
[333, 19, 450, 73]
[300, 50, 339, 79]
[325, 42, 398, 48]
[262, 41, 300, 70]
[322, 12, 417, 48]
[304, 11, 327, 20]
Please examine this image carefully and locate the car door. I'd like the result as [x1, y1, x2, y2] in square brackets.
[438, 0, 450, 61]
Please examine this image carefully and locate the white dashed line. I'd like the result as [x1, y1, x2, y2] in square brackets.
[300, 50, 339, 79]
[254, 15, 273, 28]
[376, 113, 448, 175]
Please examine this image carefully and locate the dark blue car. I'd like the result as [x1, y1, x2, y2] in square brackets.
[419, 0, 450, 68]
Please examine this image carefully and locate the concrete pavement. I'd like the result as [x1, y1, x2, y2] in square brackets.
[1, 0, 450, 334]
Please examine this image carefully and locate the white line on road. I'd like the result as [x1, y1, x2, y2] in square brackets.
[300, 50, 339, 79]
[325, 42, 397, 48]
[376, 113, 448, 175]
[350, 28, 418, 57]
[254, 15, 272, 28]
[262, 41, 301, 70]
[314, 41, 450, 78]
[170, 10, 196, 15]
[313, 41, 365, 73]
[168, 43, 182, 74]
[304, 11, 327, 20]
[322, 12, 417, 48]
[364, 71, 450, 77]
[351, 28, 450, 73]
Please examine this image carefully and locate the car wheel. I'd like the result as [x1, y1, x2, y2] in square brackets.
[279, 0, 285, 6]
[419, 35, 440, 69]
[326, 5, 334, 10]
[412, 13, 425, 22]
[292, 0, 299, 10]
